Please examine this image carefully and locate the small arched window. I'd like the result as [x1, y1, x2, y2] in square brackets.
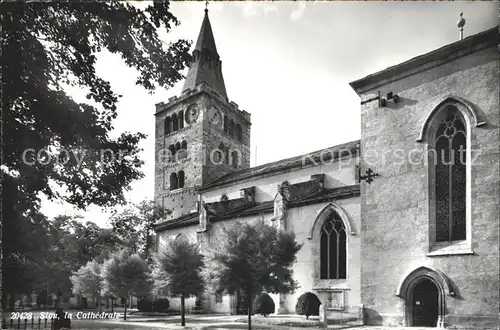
[178, 170, 185, 188]
[172, 113, 179, 131]
[228, 119, 234, 137]
[215, 143, 225, 163]
[225, 147, 230, 164]
[235, 124, 243, 143]
[178, 141, 188, 159]
[175, 142, 181, 153]
[433, 107, 466, 242]
[178, 110, 184, 129]
[168, 144, 175, 161]
[223, 116, 229, 134]
[164, 117, 171, 135]
[320, 212, 346, 279]
[231, 150, 239, 169]
[170, 173, 178, 190]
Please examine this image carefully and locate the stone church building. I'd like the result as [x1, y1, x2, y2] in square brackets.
[154, 9, 499, 329]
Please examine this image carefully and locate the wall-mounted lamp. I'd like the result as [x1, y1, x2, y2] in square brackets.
[378, 91, 400, 107]
[361, 91, 401, 107]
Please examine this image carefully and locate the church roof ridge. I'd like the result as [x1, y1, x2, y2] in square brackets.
[200, 139, 361, 191]
[350, 25, 499, 95]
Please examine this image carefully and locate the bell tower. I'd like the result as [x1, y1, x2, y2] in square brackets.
[154, 8, 251, 221]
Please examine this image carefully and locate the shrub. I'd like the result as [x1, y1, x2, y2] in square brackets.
[153, 298, 170, 313]
[137, 299, 153, 313]
[295, 292, 321, 319]
[253, 293, 275, 317]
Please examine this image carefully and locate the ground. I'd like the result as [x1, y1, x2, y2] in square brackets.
[1, 310, 455, 329]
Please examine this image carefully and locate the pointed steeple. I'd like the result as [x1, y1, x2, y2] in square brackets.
[182, 9, 227, 98]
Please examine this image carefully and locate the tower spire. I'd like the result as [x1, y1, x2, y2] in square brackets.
[182, 7, 227, 98]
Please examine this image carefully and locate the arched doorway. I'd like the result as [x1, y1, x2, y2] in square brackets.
[396, 266, 454, 328]
[412, 278, 439, 327]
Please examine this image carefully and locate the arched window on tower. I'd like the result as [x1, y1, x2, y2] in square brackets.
[320, 211, 346, 279]
[170, 173, 178, 190]
[228, 119, 234, 137]
[179, 141, 187, 159]
[175, 142, 181, 154]
[164, 117, 171, 135]
[178, 170, 185, 188]
[224, 116, 229, 134]
[231, 150, 239, 169]
[172, 113, 179, 132]
[235, 124, 243, 143]
[178, 110, 184, 129]
[215, 143, 225, 164]
[168, 144, 175, 162]
[433, 107, 466, 242]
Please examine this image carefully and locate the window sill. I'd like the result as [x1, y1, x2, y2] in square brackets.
[427, 243, 473, 256]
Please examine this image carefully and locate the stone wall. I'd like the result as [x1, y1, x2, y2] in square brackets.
[357, 44, 499, 328]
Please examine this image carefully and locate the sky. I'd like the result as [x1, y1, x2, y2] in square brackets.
[40, 1, 498, 227]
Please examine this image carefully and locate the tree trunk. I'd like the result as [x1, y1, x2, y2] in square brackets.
[180, 295, 186, 326]
[124, 298, 127, 321]
[247, 293, 252, 330]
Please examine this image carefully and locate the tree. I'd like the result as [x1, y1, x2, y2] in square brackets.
[295, 292, 321, 319]
[1, 1, 191, 295]
[70, 260, 103, 309]
[151, 237, 205, 326]
[102, 250, 151, 320]
[110, 200, 170, 260]
[254, 293, 275, 317]
[207, 221, 302, 330]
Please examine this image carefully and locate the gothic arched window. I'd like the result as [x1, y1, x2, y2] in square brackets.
[172, 113, 179, 131]
[178, 170, 185, 188]
[433, 108, 466, 242]
[170, 173, 178, 190]
[178, 110, 184, 129]
[320, 212, 346, 279]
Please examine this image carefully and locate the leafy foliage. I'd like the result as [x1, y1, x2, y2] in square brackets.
[1, 1, 190, 298]
[253, 293, 275, 317]
[207, 220, 302, 329]
[137, 299, 154, 313]
[151, 237, 204, 325]
[295, 292, 321, 319]
[102, 250, 152, 319]
[151, 237, 205, 298]
[110, 200, 170, 260]
[153, 298, 170, 313]
[70, 260, 103, 303]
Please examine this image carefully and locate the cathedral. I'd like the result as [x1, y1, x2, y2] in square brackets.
[154, 8, 499, 329]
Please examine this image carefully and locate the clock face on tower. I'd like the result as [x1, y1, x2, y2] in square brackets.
[208, 106, 222, 127]
[186, 104, 199, 124]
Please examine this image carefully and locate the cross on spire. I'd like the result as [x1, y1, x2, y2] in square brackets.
[205, 0, 209, 13]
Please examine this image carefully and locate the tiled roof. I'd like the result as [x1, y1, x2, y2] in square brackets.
[154, 185, 360, 232]
[200, 140, 360, 191]
[154, 212, 199, 232]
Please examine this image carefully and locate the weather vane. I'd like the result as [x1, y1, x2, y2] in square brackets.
[205, 0, 209, 13]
